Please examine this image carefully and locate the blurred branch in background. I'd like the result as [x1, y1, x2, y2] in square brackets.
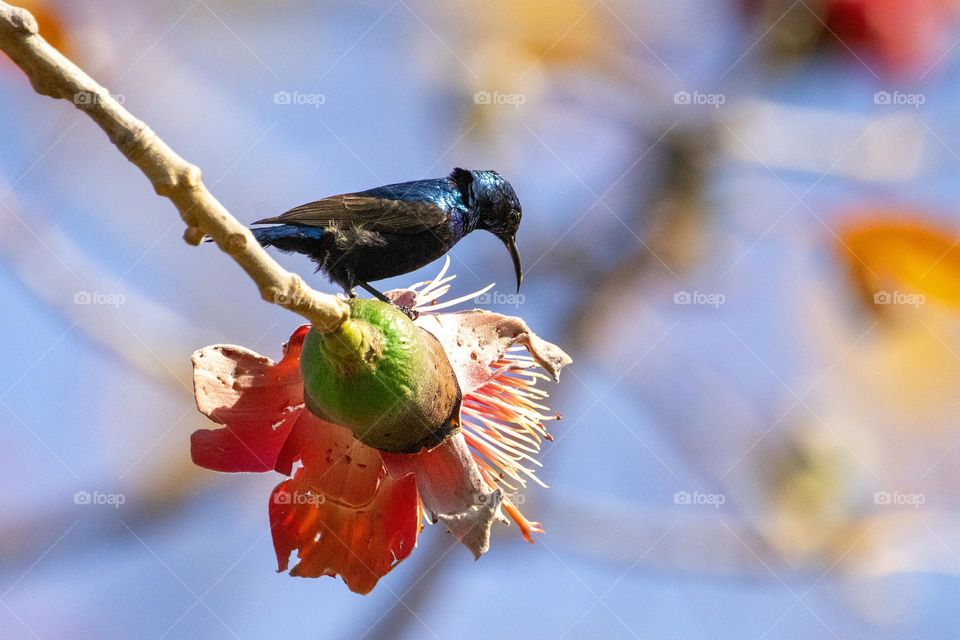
[0, 169, 194, 389]
[0, 173, 227, 572]
[569, 128, 716, 346]
[0, 164, 225, 560]
[721, 99, 925, 182]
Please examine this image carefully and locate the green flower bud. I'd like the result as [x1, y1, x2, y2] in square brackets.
[300, 299, 462, 453]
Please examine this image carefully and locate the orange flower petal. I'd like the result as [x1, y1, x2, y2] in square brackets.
[501, 494, 544, 543]
[270, 471, 419, 595]
[416, 311, 571, 394]
[190, 328, 308, 472]
[276, 411, 385, 508]
[476, 464, 542, 542]
[382, 434, 505, 559]
[190, 409, 302, 473]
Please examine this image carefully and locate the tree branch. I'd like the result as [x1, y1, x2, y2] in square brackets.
[0, 2, 350, 333]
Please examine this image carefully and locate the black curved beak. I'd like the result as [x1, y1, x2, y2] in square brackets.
[504, 235, 523, 292]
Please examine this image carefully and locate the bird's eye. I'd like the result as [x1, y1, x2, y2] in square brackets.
[510, 210, 521, 223]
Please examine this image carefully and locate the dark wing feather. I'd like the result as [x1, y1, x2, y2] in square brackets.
[252, 193, 448, 234]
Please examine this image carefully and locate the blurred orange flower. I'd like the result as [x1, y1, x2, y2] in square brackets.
[838, 213, 960, 311]
[743, 0, 957, 77]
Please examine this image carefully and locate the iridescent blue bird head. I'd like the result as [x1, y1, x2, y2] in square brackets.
[450, 168, 523, 291]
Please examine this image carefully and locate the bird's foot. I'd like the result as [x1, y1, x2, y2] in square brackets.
[355, 282, 418, 319]
[396, 304, 419, 321]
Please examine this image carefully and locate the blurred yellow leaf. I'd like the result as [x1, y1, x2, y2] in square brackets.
[835, 215, 960, 425]
[839, 213, 960, 310]
[452, 0, 629, 132]
[476, 0, 620, 69]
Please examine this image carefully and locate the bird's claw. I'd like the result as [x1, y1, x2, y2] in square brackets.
[396, 304, 419, 321]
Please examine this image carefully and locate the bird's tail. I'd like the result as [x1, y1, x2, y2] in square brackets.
[204, 224, 327, 251]
[249, 224, 328, 253]
[201, 226, 290, 245]
[250, 225, 293, 247]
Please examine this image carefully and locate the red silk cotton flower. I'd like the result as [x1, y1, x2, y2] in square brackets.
[823, 0, 955, 78]
[190, 259, 571, 594]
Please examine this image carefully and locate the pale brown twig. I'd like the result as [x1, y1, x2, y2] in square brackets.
[0, 1, 350, 332]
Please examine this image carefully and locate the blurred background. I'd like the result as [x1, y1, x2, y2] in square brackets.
[4, 0, 960, 637]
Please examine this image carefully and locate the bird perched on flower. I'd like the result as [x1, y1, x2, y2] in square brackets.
[250, 168, 524, 312]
